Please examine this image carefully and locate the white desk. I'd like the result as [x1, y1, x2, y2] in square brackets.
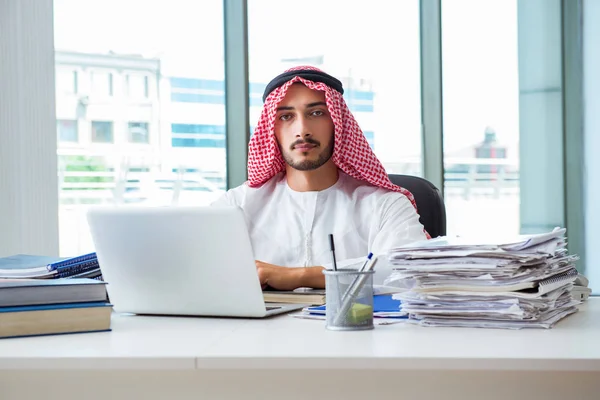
[1, 299, 599, 400]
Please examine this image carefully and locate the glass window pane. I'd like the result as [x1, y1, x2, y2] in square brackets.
[584, 0, 600, 291]
[128, 122, 150, 143]
[91, 121, 113, 143]
[442, 0, 563, 238]
[55, 69, 77, 94]
[57, 120, 78, 142]
[248, 0, 421, 176]
[90, 71, 113, 97]
[127, 74, 148, 99]
[54, 0, 226, 256]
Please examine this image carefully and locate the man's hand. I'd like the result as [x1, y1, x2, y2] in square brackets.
[255, 261, 325, 291]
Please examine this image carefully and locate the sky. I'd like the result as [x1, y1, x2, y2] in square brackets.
[53, 0, 521, 160]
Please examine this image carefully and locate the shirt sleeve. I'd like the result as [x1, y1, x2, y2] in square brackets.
[369, 194, 428, 284]
[210, 184, 246, 207]
[211, 192, 236, 207]
[372, 194, 428, 253]
[321, 194, 428, 285]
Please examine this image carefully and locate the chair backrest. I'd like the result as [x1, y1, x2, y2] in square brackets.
[388, 174, 447, 238]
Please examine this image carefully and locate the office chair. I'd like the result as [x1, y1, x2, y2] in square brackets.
[388, 174, 447, 238]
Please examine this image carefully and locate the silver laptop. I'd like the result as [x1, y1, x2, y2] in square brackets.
[86, 205, 306, 318]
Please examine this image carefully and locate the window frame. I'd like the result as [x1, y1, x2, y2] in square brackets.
[0, 0, 585, 276]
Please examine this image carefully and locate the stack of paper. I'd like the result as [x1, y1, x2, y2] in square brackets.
[384, 228, 581, 329]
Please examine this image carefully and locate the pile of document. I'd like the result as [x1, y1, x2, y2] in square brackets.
[384, 228, 581, 329]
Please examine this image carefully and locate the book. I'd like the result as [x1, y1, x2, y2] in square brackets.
[46, 252, 97, 271]
[263, 288, 326, 305]
[0, 302, 112, 339]
[0, 254, 63, 278]
[54, 259, 100, 278]
[0, 253, 99, 279]
[66, 267, 103, 280]
[0, 278, 108, 307]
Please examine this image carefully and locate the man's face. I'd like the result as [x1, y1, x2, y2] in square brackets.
[274, 83, 335, 171]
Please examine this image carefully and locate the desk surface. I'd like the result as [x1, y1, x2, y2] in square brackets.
[1, 298, 598, 371]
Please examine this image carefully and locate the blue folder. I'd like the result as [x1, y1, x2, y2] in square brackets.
[306, 294, 407, 318]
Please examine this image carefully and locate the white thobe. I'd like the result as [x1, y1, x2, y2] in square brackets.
[211, 171, 427, 284]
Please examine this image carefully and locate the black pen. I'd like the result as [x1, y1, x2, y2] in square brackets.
[328, 234, 338, 271]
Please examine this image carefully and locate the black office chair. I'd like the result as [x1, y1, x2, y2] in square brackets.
[388, 174, 447, 238]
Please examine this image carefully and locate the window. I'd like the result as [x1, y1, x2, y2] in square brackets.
[91, 121, 113, 143]
[171, 124, 225, 148]
[55, 69, 78, 94]
[144, 76, 149, 98]
[57, 120, 78, 142]
[171, 123, 225, 134]
[172, 137, 225, 148]
[584, 0, 600, 291]
[54, 0, 226, 256]
[128, 122, 149, 143]
[248, 0, 422, 177]
[127, 74, 149, 99]
[90, 71, 113, 96]
[170, 79, 225, 104]
[442, 0, 563, 238]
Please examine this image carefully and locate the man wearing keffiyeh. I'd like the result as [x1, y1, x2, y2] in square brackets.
[213, 66, 428, 290]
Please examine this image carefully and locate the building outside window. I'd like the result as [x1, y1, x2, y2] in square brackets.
[57, 120, 78, 142]
[128, 122, 149, 143]
[91, 121, 113, 143]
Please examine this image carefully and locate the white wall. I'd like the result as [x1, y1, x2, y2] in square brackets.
[584, 0, 600, 292]
[0, 0, 59, 256]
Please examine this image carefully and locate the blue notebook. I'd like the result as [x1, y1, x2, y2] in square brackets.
[0, 253, 98, 278]
[306, 294, 406, 318]
[47, 252, 97, 271]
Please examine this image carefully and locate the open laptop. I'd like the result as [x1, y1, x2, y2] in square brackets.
[86, 205, 307, 318]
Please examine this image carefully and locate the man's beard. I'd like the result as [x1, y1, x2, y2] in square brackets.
[280, 137, 334, 171]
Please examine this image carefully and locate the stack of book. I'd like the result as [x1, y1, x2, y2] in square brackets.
[0, 252, 103, 280]
[384, 228, 582, 329]
[263, 287, 326, 305]
[0, 278, 112, 338]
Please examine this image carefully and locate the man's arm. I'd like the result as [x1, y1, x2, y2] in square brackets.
[315, 194, 428, 285]
[211, 186, 326, 290]
[373, 194, 428, 250]
[367, 194, 428, 284]
[256, 261, 325, 290]
[256, 194, 427, 290]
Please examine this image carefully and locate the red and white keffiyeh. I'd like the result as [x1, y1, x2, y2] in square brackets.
[247, 66, 427, 234]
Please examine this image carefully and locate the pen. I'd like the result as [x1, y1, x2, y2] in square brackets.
[358, 252, 373, 272]
[334, 257, 379, 326]
[340, 252, 373, 300]
[328, 234, 338, 271]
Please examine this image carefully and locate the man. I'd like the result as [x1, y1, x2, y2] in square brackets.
[212, 66, 428, 290]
